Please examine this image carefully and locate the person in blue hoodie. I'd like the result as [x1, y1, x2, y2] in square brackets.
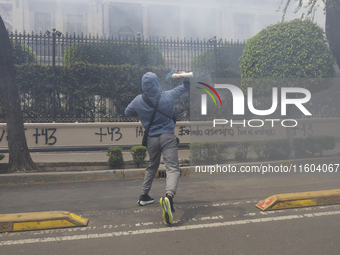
[125, 71, 190, 224]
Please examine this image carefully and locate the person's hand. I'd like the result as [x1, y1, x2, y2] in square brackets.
[175, 71, 186, 80]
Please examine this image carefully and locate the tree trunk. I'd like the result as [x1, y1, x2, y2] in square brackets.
[0, 16, 37, 173]
[325, 0, 340, 68]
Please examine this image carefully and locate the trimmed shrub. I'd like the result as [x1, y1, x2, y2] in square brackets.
[252, 136, 336, 160]
[252, 141, 265, 160]
[106, 147, 124, 168]
[189, 141, 228, 163]
[240, 19, 336, 95]
[263, 139, 290, 160]
[293, 138, 308, 158]
[252, 139, 290, 160]
[213, 141, 229, 162]
[189, 142, 205, 163]
[234, 141, 252, 161]
[130, 146, 147, 168]
[0, 154, 4, 161]
[304, 135, 336, 156]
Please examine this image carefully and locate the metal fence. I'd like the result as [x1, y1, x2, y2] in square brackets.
[4, 30, 340, 123]
[8, 30, 244, 70]
[5, 29, 245, 123]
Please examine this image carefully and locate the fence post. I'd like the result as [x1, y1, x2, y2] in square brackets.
[213, 35, 217, 78]
[49, 28, 62, 122]
[137, 32, 141, 93]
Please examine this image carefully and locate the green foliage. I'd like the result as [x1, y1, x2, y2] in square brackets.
[63, 42, 165, 67]
[253, 136, 336, 160]
[293, 138, 307, 158]
[252, 141, 265, 159]
[263, 139, 291, 160]
[252, 139, 290, 160]
[130, 146, 147, 168]
[11, 40, 37, 65]
[191, 43, 245, 78]
[213, 142, 229, 162]
[11, 63, 184, 120]
[234, 141, 252, 161]
[189, 141, 228, 163]
[280, 0, 329, 21]
[0, 154, 4, 161]
[240, 19, 336, 95]
[304, 135, 336, 156]
[106, 147, 124, 168]
[189, 142, 205, 163]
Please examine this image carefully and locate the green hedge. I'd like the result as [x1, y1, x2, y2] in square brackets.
[189, 141, 228, 163]
[0, 63, 189, 121]
[252, 136, 336, 160]
[63, 42, 165, 67]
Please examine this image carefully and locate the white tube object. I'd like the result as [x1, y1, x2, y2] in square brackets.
[172, 72, 193, 79]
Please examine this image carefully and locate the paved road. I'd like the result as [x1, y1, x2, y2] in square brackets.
[1, 176, 340, 254]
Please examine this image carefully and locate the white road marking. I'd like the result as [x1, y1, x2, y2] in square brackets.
[1, 210, 340, 246]
[2, 203, 340, 238]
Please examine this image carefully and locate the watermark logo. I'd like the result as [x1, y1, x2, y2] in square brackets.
[196, 82, 312, 128]
[196, 82, 222, 115]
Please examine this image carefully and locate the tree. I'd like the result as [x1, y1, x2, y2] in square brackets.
[0, 15, 37, 172]
[280, 0, 340, 68]
[239, 19, 336, 158]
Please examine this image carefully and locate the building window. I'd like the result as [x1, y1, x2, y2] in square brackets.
[67, 14, 83, 36]
[118, 26, 134, 40]
[35, 12, 51, 33]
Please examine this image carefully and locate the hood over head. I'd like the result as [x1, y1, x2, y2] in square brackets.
[142, 72, 160, 98]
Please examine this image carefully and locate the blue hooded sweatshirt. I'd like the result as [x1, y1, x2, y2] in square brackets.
[125, 72, 190, 136]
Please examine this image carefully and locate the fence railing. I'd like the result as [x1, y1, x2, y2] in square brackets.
[6, 30, 245, 123]
[5, 30, 340, 123]
[9, 30, 245, 70]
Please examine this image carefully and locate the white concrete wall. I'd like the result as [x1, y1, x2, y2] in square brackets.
[0, 118, 338, 148]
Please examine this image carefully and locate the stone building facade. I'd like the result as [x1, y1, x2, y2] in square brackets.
[0, 0, 325, 40]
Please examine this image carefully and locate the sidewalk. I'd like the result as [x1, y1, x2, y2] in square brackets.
[1, 141, 337, 164]
[0, 145, 339, 185]
[0, 150, 191, 164]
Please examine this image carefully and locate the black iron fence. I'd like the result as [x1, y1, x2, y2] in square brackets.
[5, 30, 245, 123]
[9, 30, 244, 70]
[3, 30, 339, 123]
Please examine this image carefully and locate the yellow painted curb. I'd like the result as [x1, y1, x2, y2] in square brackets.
[0, 211, 88, 233]
[256, 189, 340, 211]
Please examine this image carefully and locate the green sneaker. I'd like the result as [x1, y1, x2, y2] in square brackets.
[160, 195, 174, 224]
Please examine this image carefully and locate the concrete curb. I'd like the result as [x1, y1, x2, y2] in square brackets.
[0, 156, 338, 185]
[256, 189, 340, 211]
[0, 211, 88, 233]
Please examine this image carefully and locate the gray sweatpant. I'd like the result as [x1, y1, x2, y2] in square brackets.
[142, 133, 180, 197]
